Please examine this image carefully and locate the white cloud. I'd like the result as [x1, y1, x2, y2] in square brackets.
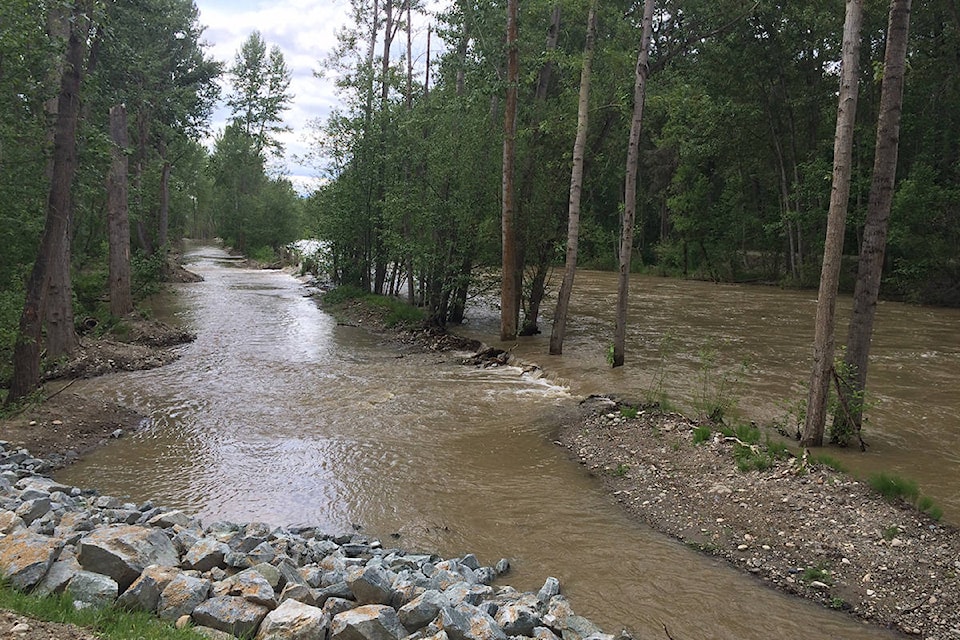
[194, 0, 441, 194]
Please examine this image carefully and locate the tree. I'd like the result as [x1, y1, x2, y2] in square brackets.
[500, 0, 521, 341]
[550, 0, 597, 356]
[6, 0, 91, 404]
[802, 0, 865, 447]
[612, 0, 656, 368]
[107, 104, 133, 317]
[834, 0, 912, 446]
[226, 31, 293, 158]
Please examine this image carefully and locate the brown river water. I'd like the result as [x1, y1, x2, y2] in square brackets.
[57, 245, 959, 639]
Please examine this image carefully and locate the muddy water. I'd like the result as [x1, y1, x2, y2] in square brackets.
[58, 247, 922, 639]
[463, 272, 960, 523]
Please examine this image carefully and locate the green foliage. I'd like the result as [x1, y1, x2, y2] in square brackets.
[131, 251, 166, 300]
[692, 424, 712, 444]
[799, 565, 832, 586]
[692, 341, 750, 423]
[364, 295, 425, 328]
[881, 525, 900, 541]
[323, 285, 366, 305]
[765, 437, 791, 460]
[811, 454, 847, 473]
[733, 444, 773, 472]
[611, 463, 630, 477]
[0, 581, 208, 640]
[869, 472, 920, 503]
[619, 405, 639, 419]
[917, 495, 943, 521]
[249, 246, 278, 264]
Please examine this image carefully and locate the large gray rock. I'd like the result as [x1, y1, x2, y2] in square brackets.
[398, 589, 448, 631]
[34, 554, 81, 597]
[147, 509, 200, 530]
[346, 565, 395, 605]
[437, 605, 506, 640]
[322, 597, 356, 619]
[495, 599, 541, 636]
[77, 525, 179, 591]
[15, 477, 74, 495]
[0, 530, 64, 590]
[536, 577, 560, 605]
[330, 604, 408, 640]
[213, 567, 278, 608]
[66, 570, 119, 608]
[15, 497, 51, 525]
[0, 510, 25, 535]
[193, 595, 270, 638]
[117, 564, 182, 612]
[256, 598, 329, 640]
[184, 537, 229, 572]
[158, 573, 212, 621]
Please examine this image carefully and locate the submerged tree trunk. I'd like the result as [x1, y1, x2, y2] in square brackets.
[834, 0, 911, 445]
[500, 0, 520, 341]
[550, 1, 597, 355]
[108, 104, 134, 318]
[612, 0, 655, 368]
[7, 1, 89, 404]
[802, 0, 865, 447]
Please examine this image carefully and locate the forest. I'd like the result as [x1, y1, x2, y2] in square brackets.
[1, 0, 958, 403]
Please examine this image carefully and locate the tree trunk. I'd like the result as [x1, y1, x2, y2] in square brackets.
[158, 139, 170, 250]
[550, 1, 597, 355]
[802, 0, 865, 447]
[500, 0, 520, 341]
[6, 0, 88, 405]
[835, 0, 912, 443]
[108, 104, 133, 318]
[613, 0, 655, 368]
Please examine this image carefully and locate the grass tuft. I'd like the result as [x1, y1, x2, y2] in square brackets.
[869, 472, 919, 504]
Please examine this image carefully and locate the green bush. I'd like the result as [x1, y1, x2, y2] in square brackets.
[692, 424, 712, 444]
[620, 405, 639, 419]
[323, 285, 366, 304]
[869, 472, 920, 503]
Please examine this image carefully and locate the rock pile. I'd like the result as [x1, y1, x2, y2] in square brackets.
[0, 442, 618, 640]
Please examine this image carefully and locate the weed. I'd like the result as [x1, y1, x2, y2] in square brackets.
[643, 332, 676, 408]
[605, 344, 615, 366]
[692, 425, 712, 444]
[811, 454, 847, 473]
[611, 463, 630, 477]
[765, 436, 791, 459]
[829, 597, 848, 610]
[869, 472, 920, 504]
[800, 565, 832, 585]
[323, 285, 366, 304]
[0, 581, 207, 640]
[692, 340, 751, 423]
[917, 495, 943, 521]
[733, 444, 773, 472]
[881, 525, 899, 541]
[620, 405, 639, 419]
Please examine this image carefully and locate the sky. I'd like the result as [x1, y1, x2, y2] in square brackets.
[193, 0, 438, 194]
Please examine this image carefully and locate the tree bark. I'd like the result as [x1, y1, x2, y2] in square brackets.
[550, 1, 597, 355]
[613, 0, 655, 368]
[802, 0, 865, 447]
[500, 0, 520, 341]
[108, 104, 133, 318]
[7, 0, 89, 404]
[835, 0, 912, 442]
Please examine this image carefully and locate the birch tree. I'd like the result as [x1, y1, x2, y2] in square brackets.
[501, 0, 520, 341]
[802, 0, 865, 447]
[612, 0, 655, 368]
[833, 0, 912, 446]
[550, 0, 597, 356]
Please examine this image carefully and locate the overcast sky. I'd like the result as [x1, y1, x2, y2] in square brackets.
[193, 0, 437, 193]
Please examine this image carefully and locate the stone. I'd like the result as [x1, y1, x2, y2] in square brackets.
[460, 555, 480, 570]
[0, 511, 26, 535]
[346, 564, 395, 605]
[277, 557, 308, 589]
[443, 582, 492, 607]
[536, 577, 560, 604]
[256, 598, 329, 640]
[398, 589, 448, 631]
[66, 570, 118, 608]
[158, 573, 212, 621]
[15, 477, 74, 495]
[15, 498, 51, 525]
[279, 582, 320, 607]
[494, 559, 510, 576]
[252, 562, 282, 589]
[496, 600, 541, 636]
[299, 565, 324, 588]
[213, 567, 278, 608]
[34, 554, 81, 597]
[0, 530, 64, 590]
[184, 537, 229, 572]
[117, 564, 182, 612]
[247, 541, 278, 565]
[322, 597, 356, 619]
[532, 627, 561, 640]
[77, 524, 179, 591]
[437, 605, 506, 640]
[147, 509, 199, 529]
[192, 596, 270, 638]
[330, 604, 408, 640]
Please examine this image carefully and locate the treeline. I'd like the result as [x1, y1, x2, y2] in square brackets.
[306, 0, 960, 332]
[0, 0, 303, 398]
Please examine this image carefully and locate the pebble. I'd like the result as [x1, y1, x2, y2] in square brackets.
[11, 622, 31, 633]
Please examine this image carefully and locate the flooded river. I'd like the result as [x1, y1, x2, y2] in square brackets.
[57, 245, 958, 639]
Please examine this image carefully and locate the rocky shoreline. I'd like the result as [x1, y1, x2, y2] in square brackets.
[0, 441, 619, 640]
[559, 397, 960, 639]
